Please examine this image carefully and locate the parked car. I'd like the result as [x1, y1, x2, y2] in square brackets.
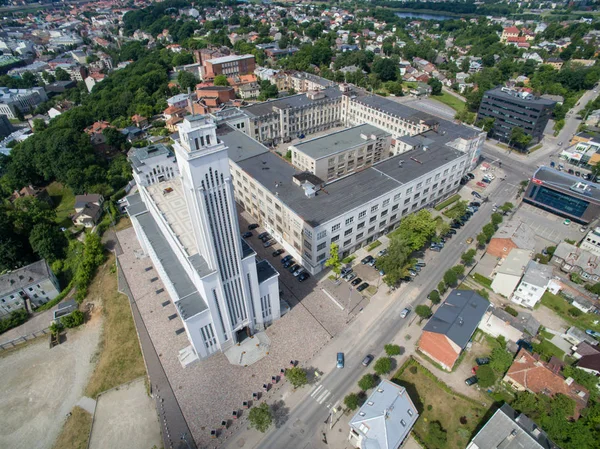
[558, 164, 564, 171]
[408, 270, 418, 277]
[564, 219, 572, 225]
[471, 191, 482, 199]
[346, 272, 357, 282]
[272, 249, 284, 257]
[258, 232, 270, 240]
[415, 260, 426, 267]
[341, 266, 353, 276]
[242, 231, 253, 238]
[377, 249, 388, 257]
[575, 171, 581, 177]
[465, 376, 478, 386]
[568, 168, 575, 175]
[357, 282, 369, 292]
[447, 228, 457, 235]
[361, 255, 374, 264]
[466, 237, 474, 244]
[400, 308, 410, 318]
[476, 181, 487, 188]
[263, 240, 273, 248]
[362, 355, 374, 367]
[336, 352, 345, 369]
[430, 246, 441, 252]
[351, 277, 362, 286]
[412, 266, 421, 272]
[550, 161, 555, 168]
[248, 223, 259, 230]
[298, 272, 310, 282]
[467, 173, 475, 180]
[481, 178, 491, 184]
[283, 259, 294, 268]
[293, 267, 304, 277]
[288, 264, 300, 273]
[476, 357, 490, 366]
[443, 233, 453, 239]
[470, 201, 481, 207]
[281, 255, 293, 264]
[472, 366, 480, 375]
[366, 258, 376, 267]
[401, 276, 412, 282]
[585, 329, 600, 338]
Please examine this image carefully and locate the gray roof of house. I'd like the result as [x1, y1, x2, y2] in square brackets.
[533, 166, 600, 204]
[136, 211, 207, 319]
[256, 260, 278, 284]
[468, 404, 559, 449]
[242, 86, 342, 118]
[493, 220, 536, 251]
[491, 307, 540, 336]
[219, 125, 466, 227]
[496, 248, 532, 276]
[292, 124, 390, 160]
[522, 260, 553, 288]
[423, 290, 489, 349]
[0, 259, 54, 295]
[348, 379, 419, 449]
[74, 193, 102, 209]
[553, 242, 600, 277]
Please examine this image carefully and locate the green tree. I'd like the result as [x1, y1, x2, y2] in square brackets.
[452, 264, 465, 277]
[392, 210, 437, 251]
[384, 344, 402, 356]
[476, 365, 496, 388]
[490, 347, 514, 375]
[476, 117, 495, 134]
[358, 373, 378, 391]
[286, 366, 308, 389]
[60, 310, 85, 328]
[500, 202, 514, 213]
[103, 127, 127, 149]
[177, 70, 199, 90]
[10, 197, 56, 235]
[325, 242, 342, 278]
[248, 402, 273, 433]
[428, 290, 441, 305]
[32, 118, 47, 132]
[258, 80, 279, 101]
[378, 237, 411, 286]
[437, 281, 447, 295]
[29, 223, 67, 262]
[443, 269, 458, 287]
[427, 77, 443, 95]
[54, 67, 71, 81]
[483, 223, 496, 240]
[213, 74, 229, 86]
[172, 52, 193, 67]
[491, 212, 503, 226]
[509, 126, 533, 151]
[461, 249, 476, 265]
[428, 421, 448, 447]
[477, 232, 488, 247]
[415, 305, 433, 321]
[373, 357, 393, 375]
[372, 57, 399, 82]
[344, 393, 360, 411]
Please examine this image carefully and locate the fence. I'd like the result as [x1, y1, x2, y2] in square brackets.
[0, 327, 50, 351]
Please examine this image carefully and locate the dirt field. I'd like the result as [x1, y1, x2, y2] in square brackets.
[0, 314, 102, 449]
[88, 378, 161, 449]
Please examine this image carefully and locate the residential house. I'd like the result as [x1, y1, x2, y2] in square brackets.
[85, 120, 111, 145]
[545, 57, 564, 70]
[348, 379, 418, 449]
[73, 194, 104, 228]
[121, 126, 145, 143]
[238, 82, 260, 100]
[501, 26, 520, 43]
[479, 306, 540, 343]
[504, 349, 589, 417]
[552, 242, 600, 283]
[409, 82, 432, 97]
[0, 259, 60, 316]
[466, 403, 560, 449]
[491, 249, 533, 298]
[565, 326, 599, 347]
[572, 341, 600, 360]
[576, 353, 600, 376]
[418, 290, 489, 371]
[10, 185, 51, 204]
[511, 261, 553, 308]
[131, 114, 148, 128]
[580, 227, 600, 257]
[487, 220, 536, 259]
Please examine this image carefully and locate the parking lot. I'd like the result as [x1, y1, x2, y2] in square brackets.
[514, 203, 586, 246]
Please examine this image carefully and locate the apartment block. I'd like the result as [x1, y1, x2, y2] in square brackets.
[290, 124, 392, 181]
[126, 115, 280, 362]
[476, 87, 555, 145]
[0, 260, 60, 317]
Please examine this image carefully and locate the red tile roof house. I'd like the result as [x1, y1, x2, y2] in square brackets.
[503, 349, 589, 418]
[418, 290, 490, 371]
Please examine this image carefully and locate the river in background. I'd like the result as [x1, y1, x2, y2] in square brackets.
[395, 11, 455, 21]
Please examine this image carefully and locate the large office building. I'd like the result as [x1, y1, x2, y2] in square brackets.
[524, 166, 600, 225]
[216, 118, 478, 274]
[0, 86, 48, 119]
[128, 143, 180, 187]
[289, 124, 392, 181]
[126, 115, 281, 361]
[476, 87, 555, 146]
[202, 54, 256, 80]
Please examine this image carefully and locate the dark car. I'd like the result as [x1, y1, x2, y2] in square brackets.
[471, 191, 482, 199]
[263, 240, 273, 248]
[272, 249, 284, 257]
[357, 282, 369, 292]
[476, 357, 490, 366]
[298, 272, 310, 282]
[351, 277, 362, 286]
[401, 276, 412, 282]
[258, 231, 269, 240]
[568, 168, 575, 174]
[450, 222, 461, 229]
[467, 173, 475, 180]
[281, 255, 293, 263]
[362, 355, 374, 367]
[465, 376, 478, 386]
[447, 229, 457, 235]
[361, 255, 374, 264]
[575, 171, 581, 177]
[242, 231, 253, 238]
[288, 264, 300, 273]
[248, 223, 259, 230]
[470, 201, 481, 207]
[283, 259, 294, 268]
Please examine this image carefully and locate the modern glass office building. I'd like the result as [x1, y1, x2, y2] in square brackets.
[524, 167, 600, 224]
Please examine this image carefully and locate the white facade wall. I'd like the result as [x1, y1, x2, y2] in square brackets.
[511, 279, 547, 308]
[580, 228, 600, 257]
[0, 276, 60, 317]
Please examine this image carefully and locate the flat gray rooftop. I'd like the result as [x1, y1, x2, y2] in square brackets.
[242, 86, 342, 118]
[136, 212, 207, 319]
[533, 166, 600, 203]
[256, 260, 278, 284]
[292, 124, 390, 160]
[220, 125, 466, 227]
[217, 124, 269, 163]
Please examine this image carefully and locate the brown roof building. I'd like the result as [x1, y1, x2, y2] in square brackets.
[503, 349, 589, 417]
[487, 220, 536, 259]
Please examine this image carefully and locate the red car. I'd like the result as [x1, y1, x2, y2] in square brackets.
[471, 365, 480, 374]
[476, 182, 487, 188]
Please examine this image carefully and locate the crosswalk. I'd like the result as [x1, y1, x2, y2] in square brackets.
[310, 384, 332, 407]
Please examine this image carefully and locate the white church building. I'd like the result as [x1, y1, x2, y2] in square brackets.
[125, 115, 281, 361]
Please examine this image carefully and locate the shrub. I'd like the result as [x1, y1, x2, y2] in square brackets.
[428, 290, 441, 305]
[477, 289, 489, 299]
[344, 393, 360, 411]
[504, 306, 518, 317]
[373, 357, 393, 375]
[437, 281, 447, 295]
[60, 310, 85, 328]
[476, 365, 496, 388]
[568, 307, 582, 317]
[358, 374, 378, 391]
[427, 421, 447, 446]
[0, 309, 29, 335]
[385, 344, 402, 356]
[434, 194, 461, 211]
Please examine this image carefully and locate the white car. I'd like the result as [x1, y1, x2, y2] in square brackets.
[400, 308, 410, 318]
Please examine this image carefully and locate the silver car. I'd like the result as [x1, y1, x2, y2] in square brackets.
[400, 308, 410, 318]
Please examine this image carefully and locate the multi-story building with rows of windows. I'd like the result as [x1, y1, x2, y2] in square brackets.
[215, 115, 480, 275]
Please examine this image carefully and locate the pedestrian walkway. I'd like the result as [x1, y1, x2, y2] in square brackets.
[309, 384, 333, 408]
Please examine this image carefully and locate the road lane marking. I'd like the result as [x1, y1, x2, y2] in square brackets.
[310, 385, 324, 397]
[317, 391, 331, 404]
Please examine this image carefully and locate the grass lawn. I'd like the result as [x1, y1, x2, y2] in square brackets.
[393, 359, 488, 449]
[471, 273, 493, 289]
[541, 291, 600, 332]
[114, 216, 132, 231]
[533, 339, 565, 361]
[434, 194, 461, 211]
[84, 253, 146, 398]
[431, 91, 466, 112]
[51, 406, 92, 449]
[47, 182, 76, 228]
[367, 240, 382, 251]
